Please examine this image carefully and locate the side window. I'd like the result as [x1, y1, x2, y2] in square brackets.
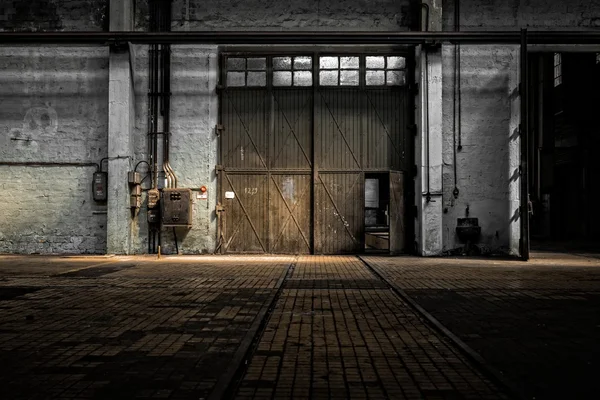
[554, 53, 562, 87]
[273, 56, 313, 87]
[366, 56, 406, 86]
[226, 57, 267, 87]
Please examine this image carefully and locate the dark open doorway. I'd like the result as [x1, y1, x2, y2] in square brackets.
[528, 52, 600, 253]
[364, 172, 390, 252]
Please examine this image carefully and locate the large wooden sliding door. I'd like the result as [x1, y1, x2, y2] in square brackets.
[219, 54, 411, 254]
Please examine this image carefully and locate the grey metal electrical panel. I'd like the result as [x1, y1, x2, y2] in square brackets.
[92, 172, 108, 202]
[161, 188, 192, 227]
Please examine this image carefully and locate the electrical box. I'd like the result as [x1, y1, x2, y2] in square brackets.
[147, 188, 160, 209]
[161, 188, 192, 227]
[92, 172, 108, 202]
[128, 171, 141, 185]
[147, 208, 160, 224]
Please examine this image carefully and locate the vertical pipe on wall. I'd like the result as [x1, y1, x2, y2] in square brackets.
[452, 0, 460, 198]
[421, 3, 432, 203]
[456, 0, 462, 153]
[520, 28, 530, 260]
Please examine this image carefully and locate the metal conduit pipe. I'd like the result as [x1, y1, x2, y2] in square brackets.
[421, 2, 432, 203]
[453, 0, 461, 199]
[155, 0, 176, 189]
[2, 31, 600, 45]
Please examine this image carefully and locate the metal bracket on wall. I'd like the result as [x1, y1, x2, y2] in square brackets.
[215, 124, 224, 136]
[215, 165, 223, 175]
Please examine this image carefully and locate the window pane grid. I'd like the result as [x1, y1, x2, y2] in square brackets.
[365, 55, 406, 86]
[272, 56, 313, 86]
[226, 55, 408, 88]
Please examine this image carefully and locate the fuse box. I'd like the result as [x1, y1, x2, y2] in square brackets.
[161, 188, 192, 227]
[92, 172, 108, 202]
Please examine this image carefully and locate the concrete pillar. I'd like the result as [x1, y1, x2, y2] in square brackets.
[415, 0, 443, 256]
[509, 49, 521, 256]
[106, 0, 135, 254]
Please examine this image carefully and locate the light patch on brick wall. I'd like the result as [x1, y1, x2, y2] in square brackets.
[441, 45, 520, 255]
[0, 47, 109, 254]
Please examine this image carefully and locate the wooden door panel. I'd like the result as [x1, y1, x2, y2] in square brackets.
[269, 174, 312, 254]
[222, 174, 268, 253]
[315, 172, 364, 254]
[389, 171, 405, 254]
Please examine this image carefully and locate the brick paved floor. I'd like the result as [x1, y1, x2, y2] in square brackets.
[235, 256, 508, 400]
[0, 255, 292, 400]
[11, 253, 592, 400]
[364, 252, 600, 400]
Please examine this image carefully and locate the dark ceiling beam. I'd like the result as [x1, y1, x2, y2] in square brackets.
[2, 31, 600, 45]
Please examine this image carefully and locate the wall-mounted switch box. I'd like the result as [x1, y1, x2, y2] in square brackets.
[161, 188, 192, 227]
[147, 208, 160, 224]
[128, 171, 141, 185]
[92, 172, 108, 202]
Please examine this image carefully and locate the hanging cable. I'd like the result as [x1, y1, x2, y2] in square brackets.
[173, 227, 179, 254]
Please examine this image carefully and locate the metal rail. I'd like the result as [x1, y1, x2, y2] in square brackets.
[208, 257, 297, 400]
[2, 31, 600, 45]
[358, 256, 527, 400]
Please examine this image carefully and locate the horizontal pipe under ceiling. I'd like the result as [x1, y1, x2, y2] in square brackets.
[1, 31, 600, 45]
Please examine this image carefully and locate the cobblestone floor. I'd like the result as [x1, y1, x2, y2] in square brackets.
[0, 255, 292, 400]
[235, 256, 507, 400]
[363, 252, 600, 400]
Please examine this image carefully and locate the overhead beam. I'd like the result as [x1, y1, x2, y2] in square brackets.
[2, 31, 600, 45]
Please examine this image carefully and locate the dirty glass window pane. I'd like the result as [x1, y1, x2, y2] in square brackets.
[294, 56, 312, 70]
[320, 56, 338, 69]
[320, 70, 338, 86]
[227, 58, 245, 70]
[273, 71, 292, 86]
[340, 56, 359, 69]
[387, 56, 405, 69]
[366, 56, 385, 69]
[366, 70, 385, 86]
[247, 71, 266, 86]
[386, 70, 405, 86]
[273, 57, 292, 70]
[294, 71, 312, 86]
[340, 70, 359, 86]
[247, 58, 266, 70]
[227, 72, 246, 87]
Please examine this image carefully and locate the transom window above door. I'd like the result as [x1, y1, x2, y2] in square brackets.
[223, 55, 408, 88]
